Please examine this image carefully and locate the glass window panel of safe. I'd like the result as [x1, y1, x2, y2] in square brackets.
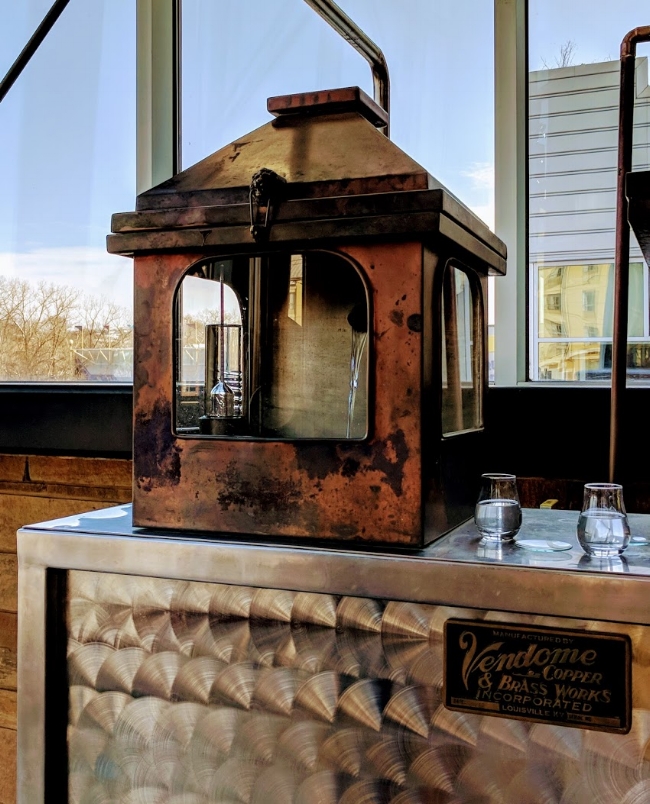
[0, 1, 135, 382]
[528, 0, 650, 381]
[441, 264, 483, 435]
[175, 252, 369, 440]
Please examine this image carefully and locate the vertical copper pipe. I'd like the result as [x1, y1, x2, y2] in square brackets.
[302, 0, 390, 136]
[610, 26, 650, 482]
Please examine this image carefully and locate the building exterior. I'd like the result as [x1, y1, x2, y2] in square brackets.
[529, 57, 650, 380]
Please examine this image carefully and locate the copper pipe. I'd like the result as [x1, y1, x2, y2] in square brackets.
[609, 26, 650, 482]
[302, 0, 390, 136]
[0, 0, 71, 104]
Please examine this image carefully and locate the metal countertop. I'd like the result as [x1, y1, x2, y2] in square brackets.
[21, 504, 650, 577]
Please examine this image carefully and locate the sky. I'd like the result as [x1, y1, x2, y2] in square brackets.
[0, 0, 649, 316]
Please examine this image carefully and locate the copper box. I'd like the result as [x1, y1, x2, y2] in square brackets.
[108, 88, 506, 546]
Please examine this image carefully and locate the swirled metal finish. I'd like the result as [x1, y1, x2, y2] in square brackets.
[67, 572, 650, 804]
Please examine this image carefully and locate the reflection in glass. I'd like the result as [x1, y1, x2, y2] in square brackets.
[538, 341, 650, 382]
[536, 262, 650, 379]
[175, 252, 368, 440]
[441, 265, 482, 435]
[528, 0, 650, 382]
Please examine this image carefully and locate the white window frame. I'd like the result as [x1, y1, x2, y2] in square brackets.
[494, 0, 528, 386]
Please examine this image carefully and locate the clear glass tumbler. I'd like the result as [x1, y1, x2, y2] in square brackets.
[577, 483, 630, 557]
[474, 473, 522, 542]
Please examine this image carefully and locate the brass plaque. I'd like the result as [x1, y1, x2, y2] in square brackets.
[444, 619, 631, 733]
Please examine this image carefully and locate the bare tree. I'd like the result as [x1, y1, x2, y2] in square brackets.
[541, 40, 577, 70]
[75, 295, 132, 349]
[0, 277, 132, 381]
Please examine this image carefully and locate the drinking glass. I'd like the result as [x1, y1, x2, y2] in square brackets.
[474, 473, 522, 542]
[577, 483, 630, 557]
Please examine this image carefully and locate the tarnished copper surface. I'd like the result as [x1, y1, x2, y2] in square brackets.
[133, 243, 424, 544]
[267, 87, 388, 128]
[67, 571, 650, 804]
[132, 111, 427, 209]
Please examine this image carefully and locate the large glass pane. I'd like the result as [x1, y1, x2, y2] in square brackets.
[182, 1, 494, 222]
[0, 1, 135, 381]
[175, 252, 369, 440]
[183, 0, 494, 214]
[529, 0, 650, 381]
[184, 0, 495, 382]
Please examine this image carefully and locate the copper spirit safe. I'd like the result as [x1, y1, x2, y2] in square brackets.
[108, 88, 506, 545]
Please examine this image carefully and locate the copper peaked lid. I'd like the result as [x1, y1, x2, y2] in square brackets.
[108, 87, 505, 272]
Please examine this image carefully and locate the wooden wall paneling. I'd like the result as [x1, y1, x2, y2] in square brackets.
[0, 613, 16, 691]
[0, 691, 16, 731]
[0, 556, 17, 616]
[0, 454, 134, 804]
[0, 726, 16, 804]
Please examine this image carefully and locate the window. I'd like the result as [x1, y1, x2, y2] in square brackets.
[582, 291, 596, 313]
[546, 294, 561, 311]
[532, 261, 646, 380]
[0, 1, 135, 382]
[528, 0, 650, 382]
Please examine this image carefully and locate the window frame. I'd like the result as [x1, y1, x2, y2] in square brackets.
[4, 0, 646, 459]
